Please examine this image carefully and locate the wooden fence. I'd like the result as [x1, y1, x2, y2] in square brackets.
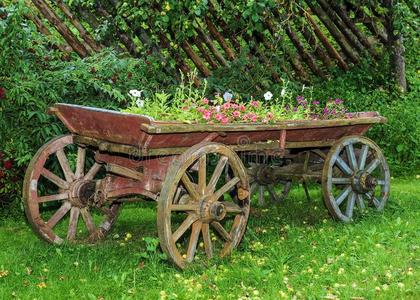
[26, 0, 414, 86]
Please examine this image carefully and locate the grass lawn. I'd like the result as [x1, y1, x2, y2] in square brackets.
[0, 177, 418, 299]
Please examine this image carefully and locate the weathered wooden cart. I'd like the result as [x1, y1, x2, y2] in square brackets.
[23, 103, 390, 268]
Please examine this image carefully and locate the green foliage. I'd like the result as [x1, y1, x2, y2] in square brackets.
[0, 1, 173, 206]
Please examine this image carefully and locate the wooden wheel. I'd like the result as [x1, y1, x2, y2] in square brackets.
[248, 164, 292, 206]
[322, 136, 390, 222]
[157, 142, 250, 269]
[23, 135, 120, 244]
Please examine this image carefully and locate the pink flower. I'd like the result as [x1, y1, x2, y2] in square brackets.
[250, 100, 260, 107]
[239, 105, 246, 112]
[202, 98, 209, 104]
[251, 115, 258, 122]
[267, 112, 273, 119]
[202, 111, 212, 120]
[242, 114, 248, 120]
[0, 87, 5, 99]
[215, 113, 224, 121]
[222, 102, 231, 110]
[197, 107, 205, 113]
[262, 118, 268, 123]
[232, 110, 241, 118]
[232, 103, 239, 109]
[221, 117, 229, 124]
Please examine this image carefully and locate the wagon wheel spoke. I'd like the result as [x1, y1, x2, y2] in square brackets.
[213, 177, 240, 201]
[206, 156, 228, 194]
[198, 155, 207, 195]
[345, 144, 358, 172]
[266, 184, 279, 203]
[80, 207, 96, 234]
[211, 221, 231, 241]
[345, 192, 356, 219]
[331, 177, 351, 184]
[75, 147, 86, 179]
[335, 185, 352, 206]
[46, 202, 72, 229]
[201, 223, 213, 259]
[365, 193, 381, 209]
[258, 185, 265, 206]
[84, 162, 102, 180]
[250, 182, 257, 195]
[67, 207, 80, 240]
[181, 174, 200, 201]
[41, 168, 69, 189]
[186, 221, 202, 262]
[56, 149, 75, 182]
[358, 144, 369, 170]
[356, 194, 366, 210]
[173, 214, 198, 242]
[223, 202, 243, 213]
[38, 192, 69, 203]
[365, 158, 380, 174]
[335, 156, 353, 176]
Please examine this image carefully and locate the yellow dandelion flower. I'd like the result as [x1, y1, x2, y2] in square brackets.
[37, 282, 47, 289]
[0, 270, 9, 278]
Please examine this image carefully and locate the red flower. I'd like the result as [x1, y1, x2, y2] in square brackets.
[3, 160, 13, 170]
[0, 87, 5, 99]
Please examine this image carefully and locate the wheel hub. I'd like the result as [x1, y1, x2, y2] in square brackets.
[352, 171, 377, 193]
[69, 180, 96, 208]
[199, 200, 226, 222]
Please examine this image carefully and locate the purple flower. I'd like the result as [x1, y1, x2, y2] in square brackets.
[335, 98, 343, 105]
[323, 107, 329, 114]
[331, 109, 337, 115]
[293, 107, 298, 112]
[312, 100, 320, 106]
[296, 95, 304, 101]
[285, 104, 290, 111]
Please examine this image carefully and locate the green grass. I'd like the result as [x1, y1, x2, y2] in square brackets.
[0, 177, 419, 299]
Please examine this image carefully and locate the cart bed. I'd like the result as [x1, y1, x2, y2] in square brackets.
[50, 103, 386, 150]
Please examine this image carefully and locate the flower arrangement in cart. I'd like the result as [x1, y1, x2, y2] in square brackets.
[125, 84, 350, 124]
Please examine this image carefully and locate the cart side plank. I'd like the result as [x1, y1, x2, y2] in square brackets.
[52, 103, 386, 150]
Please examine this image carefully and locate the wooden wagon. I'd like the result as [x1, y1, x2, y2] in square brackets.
[23, 103, 390, 268]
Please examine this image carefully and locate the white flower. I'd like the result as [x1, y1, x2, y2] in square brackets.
[264, 91, 273, 100]
[223, 91, 233, 102]
[129, 89, 143, 98]
[281, 88, 286, 97]
[136, 99, 144, 108]
[215, 105, 221, 112]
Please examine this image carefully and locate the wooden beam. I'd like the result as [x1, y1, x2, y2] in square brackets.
[31, 0, 89, 57]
